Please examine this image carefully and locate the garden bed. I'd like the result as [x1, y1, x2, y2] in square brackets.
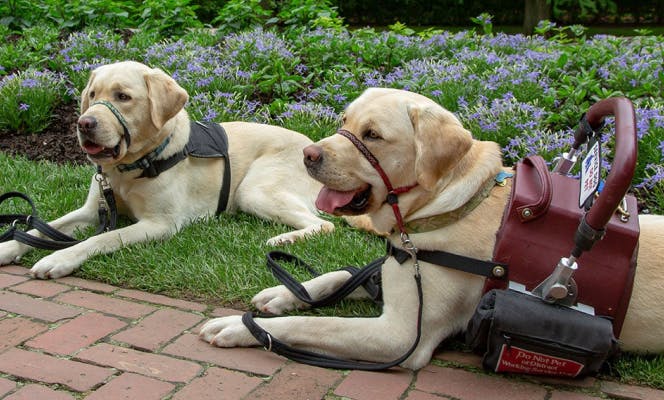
[0, 102, 88, 165]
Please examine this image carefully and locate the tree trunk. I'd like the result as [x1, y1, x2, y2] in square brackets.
[523, 0, 552, 34]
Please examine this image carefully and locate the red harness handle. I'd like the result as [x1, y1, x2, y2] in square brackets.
[583, 98, 637, 231]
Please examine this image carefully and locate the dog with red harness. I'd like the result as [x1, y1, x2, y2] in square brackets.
[200, 88, 664, 374]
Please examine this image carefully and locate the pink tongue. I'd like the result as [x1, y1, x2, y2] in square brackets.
[82, 143, 105, 155]
[315, 187, 358, 213]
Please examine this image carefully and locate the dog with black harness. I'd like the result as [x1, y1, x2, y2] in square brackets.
[0, 61, 335, 279]
[200, 88, 664, 375]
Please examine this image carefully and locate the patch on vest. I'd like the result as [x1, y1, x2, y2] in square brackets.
[186, 121, 229, 159]
[495, 344, 584, 377]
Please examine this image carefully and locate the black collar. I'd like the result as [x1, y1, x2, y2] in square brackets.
[116, 135, 176, 178]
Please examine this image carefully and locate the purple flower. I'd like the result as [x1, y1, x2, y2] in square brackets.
[203, 109, 218, 122]
[333, 94, 347, 103]
[19, 103, 30, 111]
[21, 79, 39, 88]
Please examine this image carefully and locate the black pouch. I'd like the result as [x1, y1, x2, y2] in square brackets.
[466, 289, 618, 377]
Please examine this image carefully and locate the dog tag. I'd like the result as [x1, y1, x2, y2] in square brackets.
[579, 137, 601, 208]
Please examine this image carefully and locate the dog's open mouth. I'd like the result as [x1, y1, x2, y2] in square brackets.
[316, 185, 372, 214]
[81, 140, 120, 159]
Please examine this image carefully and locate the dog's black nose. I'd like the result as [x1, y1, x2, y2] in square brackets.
[77, 116, 97, 133]
[303, 144, 323, 168]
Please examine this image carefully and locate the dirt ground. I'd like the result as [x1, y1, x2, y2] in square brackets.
[0, 102, 89, 165]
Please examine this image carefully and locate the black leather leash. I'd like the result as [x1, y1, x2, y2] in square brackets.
[0, 173, 117, 250]
[242, 248, 423, 370]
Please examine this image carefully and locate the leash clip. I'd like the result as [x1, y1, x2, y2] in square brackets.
[95, 172, 111, 211]
[400, 232, 421, 277]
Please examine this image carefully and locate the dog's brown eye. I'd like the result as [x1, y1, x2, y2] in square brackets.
[117, 93, 131, 101]
[89, 91, 95, 99]
[364, 130, 381, 140]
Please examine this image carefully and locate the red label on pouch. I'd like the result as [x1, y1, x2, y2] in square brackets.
[495, 345, 584, 377]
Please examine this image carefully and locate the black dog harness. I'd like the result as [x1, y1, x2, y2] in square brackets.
[117, 121, 232, 215]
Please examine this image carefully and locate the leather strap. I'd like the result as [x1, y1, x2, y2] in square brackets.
[517, 156, 552, 222]
[389, 244, 508, 279]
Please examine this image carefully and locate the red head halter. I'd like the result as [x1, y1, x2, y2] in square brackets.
[336, 129, 417, 235]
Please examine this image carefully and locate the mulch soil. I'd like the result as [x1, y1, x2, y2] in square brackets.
[0, 102, 89, 165]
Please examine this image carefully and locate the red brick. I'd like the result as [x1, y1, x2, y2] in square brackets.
[0, 377, 16, 397]
[0, 348, 114, 392]
[112, 308, 202, 351]
[335, 369, 413, 400]
[434, 350, 484, 369]
[600, 381, 664, 400]
[405, 390, 447, 400]
[0, 265, 30, 275]
[10, 280, 70, 298]
[0, 316, 48, 352]
[550, 391, 603, 400]
[415, 365, 547, 400]
[171, 367, 263, 400]
[26, 313, 127, 355]
[0, 291, 81, 322]
[55, 277, 117, 293]
[55, 291, 156, 319]
[533, 374, 597, 389]
[249, 362, 342, 400]
[210, 307, 244, 317]
[116, 289, 207, 312]
[163, 332, 285, 376]
[4, 384, 75, 400]
[0, 274, 29, 288]
[86, 373, 175, 400]
[76, 343, 202, 382]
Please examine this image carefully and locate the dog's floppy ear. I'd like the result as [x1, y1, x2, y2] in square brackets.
[408, 102, 473, 190]
[79, 70, 96, 113]
[144, 68, 189, 130]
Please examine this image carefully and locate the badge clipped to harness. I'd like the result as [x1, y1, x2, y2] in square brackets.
[466, 97, 639, 377]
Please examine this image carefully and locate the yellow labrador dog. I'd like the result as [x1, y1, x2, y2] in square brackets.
[200, 88, 664, 369]
[0, 61, 333, 279]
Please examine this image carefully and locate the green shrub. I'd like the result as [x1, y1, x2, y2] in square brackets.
[0, 69, 67, 134]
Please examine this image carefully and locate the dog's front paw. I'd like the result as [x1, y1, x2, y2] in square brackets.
[199, 316, 258, 347]
[266, 233, 297, 246]
[0, 241, 27, 265]
[252, 285, 307, 314]
[30, 251, 83, 279]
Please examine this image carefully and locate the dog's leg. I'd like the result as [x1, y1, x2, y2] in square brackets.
[201, 257, 465, 370]
[30, 219, 176, 279]
[234, 168, 334, 245]
[252, 270, 372, 314]
[0, 179, 100, 266]
[254, 203, 334, 245]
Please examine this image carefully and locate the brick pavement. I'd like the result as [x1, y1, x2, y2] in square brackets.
[1, 264, 663, 400]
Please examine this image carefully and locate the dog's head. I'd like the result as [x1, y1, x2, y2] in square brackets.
[305, 88, 475, 225]
[77, 61, 188, 167]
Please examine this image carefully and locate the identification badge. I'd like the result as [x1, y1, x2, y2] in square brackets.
[579, 138, 601, 208]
